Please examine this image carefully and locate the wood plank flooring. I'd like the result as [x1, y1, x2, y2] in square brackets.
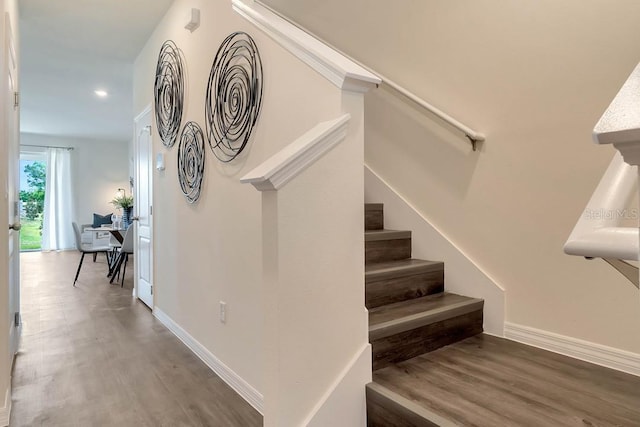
[12, 251, 262, 427]
[373, 334, 640, 427]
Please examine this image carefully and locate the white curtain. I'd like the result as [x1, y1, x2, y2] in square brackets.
[41, 148, 75, 250]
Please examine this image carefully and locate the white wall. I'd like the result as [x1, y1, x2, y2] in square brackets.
[261, 0, 640, 353]
[20, 133, 130, 226]
[134, 0, 367, 422]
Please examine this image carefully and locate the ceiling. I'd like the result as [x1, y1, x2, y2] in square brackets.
[19, 0, 174, 142]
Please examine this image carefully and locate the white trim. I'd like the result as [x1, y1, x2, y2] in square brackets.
[231, 0, 380, 93]
[303, 343, 371, 426]
[0, 388, 11, 426]
[153, 307, 264, 414]
[504, 322, 640, 377]
[241, 114, 350, 191]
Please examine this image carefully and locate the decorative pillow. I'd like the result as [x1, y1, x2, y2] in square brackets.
[92, 213, 113, 228]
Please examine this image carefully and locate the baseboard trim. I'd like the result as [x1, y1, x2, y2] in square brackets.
[153, 307, 264, 414]
[0, 387, 11, 426]
[504, 322, 640, 377]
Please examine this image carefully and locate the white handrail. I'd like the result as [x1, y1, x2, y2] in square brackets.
[380, 74, 485, 149]
[564, 152, 639, 261]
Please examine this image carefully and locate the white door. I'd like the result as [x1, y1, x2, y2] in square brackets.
[134, 106, 153, 308]
[5, 13, 20, 362]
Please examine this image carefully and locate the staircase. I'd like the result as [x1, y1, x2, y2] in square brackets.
[363, 204, 640, 427]
[365, 202, 484, 425]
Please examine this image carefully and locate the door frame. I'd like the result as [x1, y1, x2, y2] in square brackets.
[133, 104, 154, 308]
[5, 12, 20, 361]
[0, 9, 20, 421]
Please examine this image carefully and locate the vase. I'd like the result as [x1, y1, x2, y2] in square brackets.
[122, 207, 133, 229]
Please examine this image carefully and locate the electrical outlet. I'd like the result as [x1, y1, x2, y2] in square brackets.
[219, 301, 227, 323]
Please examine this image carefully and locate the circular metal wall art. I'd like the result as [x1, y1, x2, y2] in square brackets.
[154, 40, 185, 148]
[177, 121, 206, 203]
[205, 32, 263, 163]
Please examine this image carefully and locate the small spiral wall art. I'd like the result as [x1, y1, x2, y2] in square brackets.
[177, 121, 206, 203]
[154, 40, 185, 148]
[205, 32, 263, 163]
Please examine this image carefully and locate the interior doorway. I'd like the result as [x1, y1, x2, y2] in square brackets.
[133, 105, 154, 309]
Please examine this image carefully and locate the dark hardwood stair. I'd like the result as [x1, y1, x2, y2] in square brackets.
[369, 293, 483, 370]
[365, 229, 412, 264]
[364, 203, 640, 426]
[366, 259, 444, 309]
[364, 203, 483, 372]
[365, 203, 384, 230]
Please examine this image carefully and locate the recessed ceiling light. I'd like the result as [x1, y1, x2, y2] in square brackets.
[94, 89, 108, 98]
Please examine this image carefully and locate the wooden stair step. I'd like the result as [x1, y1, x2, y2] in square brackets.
[366, 259, 444, 309]
[369, 293, 483, 370]
[369, 293, 483, 340]
[366, 382, 456, 427]
[365, 229, 412, 264]
[365, 203, 384, 230]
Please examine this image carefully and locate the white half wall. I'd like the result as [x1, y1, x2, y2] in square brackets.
[20, 133, 130, 226]
[306, 344, 371, 427]
[365, 165, 505, 336]
[133, 0, 369, 422]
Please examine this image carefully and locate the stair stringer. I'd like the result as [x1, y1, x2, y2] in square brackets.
[365, 165, 505, 336]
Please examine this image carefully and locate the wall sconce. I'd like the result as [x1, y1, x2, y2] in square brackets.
[184, 8, 200, 32]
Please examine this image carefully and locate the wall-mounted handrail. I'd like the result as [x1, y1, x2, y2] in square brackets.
[564, 62, 640, 289]
[564, 152, 638, 261]
[377, 73, 485, 150]
[254, 0, 485, 151]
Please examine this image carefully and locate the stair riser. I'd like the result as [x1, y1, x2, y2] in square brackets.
[366, 271, 444, 309]
[367, 399, 436, 427]
[366, 239, 411, 264]
[366, 384, 447, 427]
[365, 207, 384, 230]
[370, 310, 483, 371]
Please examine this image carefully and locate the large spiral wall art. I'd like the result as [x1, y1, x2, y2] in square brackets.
[205, 32, 263, 163]
[154, 40, 185, 148]
[177, 121, 206, 203]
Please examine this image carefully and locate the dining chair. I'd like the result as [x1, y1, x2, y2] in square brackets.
[109, 224, 134, 287]
[72, 222, 113, 286]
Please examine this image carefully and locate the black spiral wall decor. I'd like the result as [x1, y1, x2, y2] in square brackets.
[154, 40, 185, 148]
[177, 121, 206, 203]
[205, 32, 263, 162]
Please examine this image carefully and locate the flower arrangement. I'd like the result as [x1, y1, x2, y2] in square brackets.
[110, 194, 134, 209]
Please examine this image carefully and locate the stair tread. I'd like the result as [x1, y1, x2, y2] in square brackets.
[365, 203, 383, 211]
[365, 229, 411, 242]
[370, 334, 640, 426]
[366, 259, 443, 281]
[369, 293, 483, 340]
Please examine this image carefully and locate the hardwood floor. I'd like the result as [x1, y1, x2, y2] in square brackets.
[11, 251, 262, 427]
[373, 334, 640, 427]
